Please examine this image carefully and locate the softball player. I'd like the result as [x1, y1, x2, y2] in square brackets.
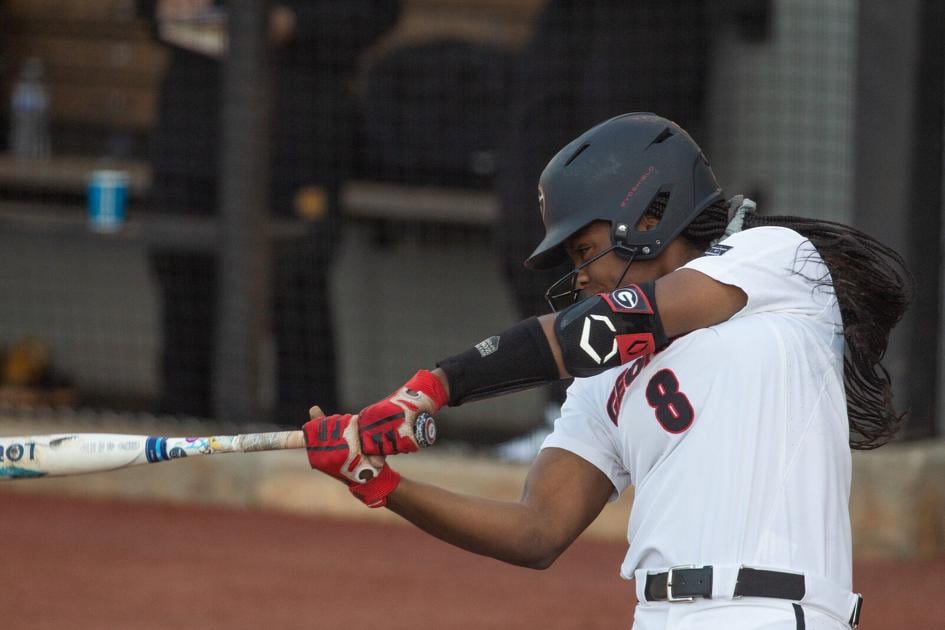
[303, 114, 910, 629]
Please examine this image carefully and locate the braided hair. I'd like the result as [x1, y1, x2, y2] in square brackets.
[649, 196, 912, 449]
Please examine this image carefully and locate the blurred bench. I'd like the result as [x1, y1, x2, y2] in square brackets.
[2, 0, 165, 156]
[0, 153, 497, 247]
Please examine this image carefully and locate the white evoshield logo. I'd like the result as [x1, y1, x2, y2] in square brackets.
[580, 315, 618, 364]
[612, 288, 639, 310]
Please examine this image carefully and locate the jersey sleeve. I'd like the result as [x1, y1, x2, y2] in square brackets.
[682, 226, 839, 324]
[540, 376, 631, 499]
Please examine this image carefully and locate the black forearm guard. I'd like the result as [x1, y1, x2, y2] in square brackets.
[554, 282, 667, 378]
[436, 317, 559, 407]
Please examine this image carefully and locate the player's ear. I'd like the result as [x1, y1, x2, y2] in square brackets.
[636, 214, 661, 232]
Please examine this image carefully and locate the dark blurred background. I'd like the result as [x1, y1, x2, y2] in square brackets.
[0, 0, 940, 446]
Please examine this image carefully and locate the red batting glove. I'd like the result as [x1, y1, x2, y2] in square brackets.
[302, 412, 401, 508]
[358, 369, 447, 456]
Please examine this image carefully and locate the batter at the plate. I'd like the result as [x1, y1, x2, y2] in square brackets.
[303, 113, 911, 630]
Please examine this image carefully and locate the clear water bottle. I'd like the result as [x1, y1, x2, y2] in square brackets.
[9, 57, 51, 161]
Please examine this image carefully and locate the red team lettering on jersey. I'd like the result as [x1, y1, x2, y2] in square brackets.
[606, 356, 650, 425]
[607, 359, 695, 433]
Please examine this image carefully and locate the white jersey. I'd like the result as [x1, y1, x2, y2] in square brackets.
[542, 226, 853, 627]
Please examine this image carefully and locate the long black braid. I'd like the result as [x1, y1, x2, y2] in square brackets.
[664, 198, 912, 449]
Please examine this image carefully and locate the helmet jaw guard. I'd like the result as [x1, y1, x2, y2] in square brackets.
[543, 246, 638, 312]
[524, 113, 723, 272]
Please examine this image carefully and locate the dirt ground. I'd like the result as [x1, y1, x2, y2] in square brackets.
[1, 491, 942, 630]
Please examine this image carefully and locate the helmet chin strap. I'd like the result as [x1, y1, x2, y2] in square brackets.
[544, 245, 638, 312]
[614, 249, 636, 289]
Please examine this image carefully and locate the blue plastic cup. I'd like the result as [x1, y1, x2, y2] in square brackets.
[87, 170, 129, 233]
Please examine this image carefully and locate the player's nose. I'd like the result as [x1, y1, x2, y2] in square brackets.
[574, 267, 591, 290]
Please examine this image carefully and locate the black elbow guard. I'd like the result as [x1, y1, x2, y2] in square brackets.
[555, 283, 668, 378]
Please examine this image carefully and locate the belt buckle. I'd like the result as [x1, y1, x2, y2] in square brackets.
[666, 564, 696, 603]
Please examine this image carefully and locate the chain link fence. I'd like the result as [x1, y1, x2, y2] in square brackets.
[0, 0, 938, 442]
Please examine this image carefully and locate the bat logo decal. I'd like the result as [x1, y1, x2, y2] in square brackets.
[0, 442, 36, 462]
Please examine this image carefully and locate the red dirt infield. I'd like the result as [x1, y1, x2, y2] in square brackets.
[1, 491, 941, 629]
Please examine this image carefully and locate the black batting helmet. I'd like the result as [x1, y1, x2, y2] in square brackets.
[524, 113, 723, 270]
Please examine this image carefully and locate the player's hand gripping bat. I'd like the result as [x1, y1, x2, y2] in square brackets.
[0, 413, 436, 480]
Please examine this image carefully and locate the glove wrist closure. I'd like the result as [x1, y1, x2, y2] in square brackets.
[349, 464, 401, 508]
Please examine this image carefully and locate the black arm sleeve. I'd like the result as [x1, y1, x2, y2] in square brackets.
[436, 283, 667, 406]
[436, 317, 559, 407]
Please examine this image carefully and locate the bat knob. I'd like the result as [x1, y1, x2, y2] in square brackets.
[414, 412, 437, 448]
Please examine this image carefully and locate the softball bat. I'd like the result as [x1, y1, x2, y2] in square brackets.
[0, 412, 437, 480]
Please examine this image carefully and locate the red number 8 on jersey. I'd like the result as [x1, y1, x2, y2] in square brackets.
[646, 369, 695, 433]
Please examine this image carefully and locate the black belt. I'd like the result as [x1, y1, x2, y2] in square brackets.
[646, 566, 804, 602]
[644, 566, 863, 628]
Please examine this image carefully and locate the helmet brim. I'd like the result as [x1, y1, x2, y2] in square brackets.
[524, 215, 598, 270]
[524, 239, 566, 270]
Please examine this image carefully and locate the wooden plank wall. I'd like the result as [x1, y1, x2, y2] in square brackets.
[3, 0, 165, 131]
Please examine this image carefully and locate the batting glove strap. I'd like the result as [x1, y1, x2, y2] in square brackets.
[358, 370, 446, 456]
[405, 369, 449, 411]
[348, 464, 401, 508]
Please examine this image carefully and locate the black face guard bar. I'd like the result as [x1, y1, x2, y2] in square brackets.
[544, 244, 638, 312]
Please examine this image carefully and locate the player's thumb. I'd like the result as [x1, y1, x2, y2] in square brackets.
[366, 455, 386, 469]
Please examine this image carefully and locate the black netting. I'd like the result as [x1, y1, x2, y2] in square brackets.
[0, 0, 935, 440]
